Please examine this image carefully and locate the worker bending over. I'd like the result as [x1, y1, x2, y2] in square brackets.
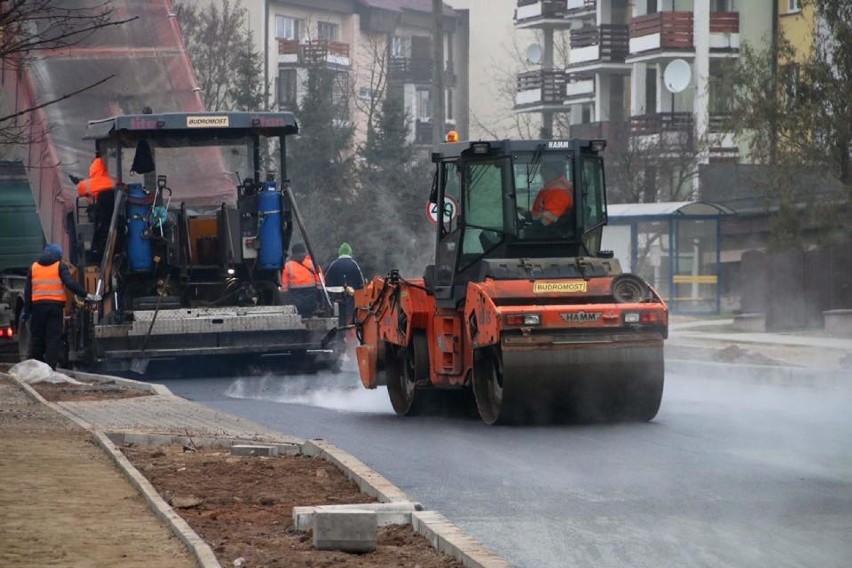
[280, 242, 321, 316]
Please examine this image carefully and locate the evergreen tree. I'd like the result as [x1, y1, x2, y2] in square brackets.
[287, 66, 355, 263]
[354, 86, 432, 277]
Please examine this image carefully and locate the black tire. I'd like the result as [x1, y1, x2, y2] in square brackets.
[386, 332, 430, 416]
[622, 366, 665, 422]
[16, 315, 29, 362]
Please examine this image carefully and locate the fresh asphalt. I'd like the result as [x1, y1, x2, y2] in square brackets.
[162, 364, 852, 568]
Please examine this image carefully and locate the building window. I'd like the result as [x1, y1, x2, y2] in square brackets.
[275, 16, 300, 40]
[358, 87, 376, 101]
[317, 21, 339, 41]
[646, 0, 658, 15]
[711, 0, 737, 11]
[446, 88, 454, 121]
[277, 69, 298, 108]
[391, 36, 411, 58]
[787, 0, 800, 13]
[416, 89, 431, 120]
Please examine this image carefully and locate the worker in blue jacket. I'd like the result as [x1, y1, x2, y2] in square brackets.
[324, 242, 365, 326]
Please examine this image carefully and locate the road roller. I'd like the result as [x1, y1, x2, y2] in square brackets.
[353, 137, 668, 425]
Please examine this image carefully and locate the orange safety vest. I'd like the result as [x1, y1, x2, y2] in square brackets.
[31, 262, 66, 303]
[281, 256, 320, 291]
[76, 157, 115, 198]
[532, 176, 574, 226]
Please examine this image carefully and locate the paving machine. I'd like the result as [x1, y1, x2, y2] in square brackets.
[354, 138, 668, 424]
[52, 111, 339, 372]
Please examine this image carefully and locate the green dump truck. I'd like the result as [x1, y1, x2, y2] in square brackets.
[0, 161, 46, 353]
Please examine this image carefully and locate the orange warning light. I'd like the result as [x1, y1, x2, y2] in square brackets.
[445, 130, 460, 142]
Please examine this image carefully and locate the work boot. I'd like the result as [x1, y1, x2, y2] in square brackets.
[68, 174, 82, 185]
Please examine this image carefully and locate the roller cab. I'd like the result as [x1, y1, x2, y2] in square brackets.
[355, 138, 668, 424]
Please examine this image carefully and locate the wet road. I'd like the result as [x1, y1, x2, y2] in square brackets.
[163, 366, 852, 568]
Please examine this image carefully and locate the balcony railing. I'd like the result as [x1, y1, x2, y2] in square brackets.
[630, 112, 693, 135]
[710, 11, 739, 34]
[277, 39, 351, 66]
[571, 120, 617, 140]
[515, 69, 568, 108]
[389, 57, 433, 83]
[515, 0, 570, 26]
[629, 12, 694, 54]
[566, 0, 596, 12]
[564, 74, 595, 100]
[569, 24, 629, 65]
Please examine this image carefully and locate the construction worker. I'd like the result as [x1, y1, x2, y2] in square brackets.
[280, 242, 321, 316]
[21, 244, 100, 370]
[531, 161, 574, 228]
[324, 242, 365, 326]
[70, 154, 116, 261]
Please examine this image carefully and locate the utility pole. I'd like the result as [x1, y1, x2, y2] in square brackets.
[431, 0, 445, 146]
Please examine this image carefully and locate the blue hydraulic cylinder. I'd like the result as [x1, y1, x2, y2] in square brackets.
[257, 181, 283, 270]
[126, 183, 153, 272]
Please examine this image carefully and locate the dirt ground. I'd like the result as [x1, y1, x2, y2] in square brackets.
[6, 376, 463, 568]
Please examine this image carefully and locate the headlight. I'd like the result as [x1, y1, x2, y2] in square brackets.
[611, 274, 650, 303]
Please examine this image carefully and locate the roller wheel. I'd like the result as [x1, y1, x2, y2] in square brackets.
[623, 368, 664, 422]
[386, 332, 430, 416]
[473, 347, 515, 425]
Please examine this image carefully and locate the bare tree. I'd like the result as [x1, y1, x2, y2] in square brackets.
[175, 0, 265, 111]
[0, 1, 133, 145]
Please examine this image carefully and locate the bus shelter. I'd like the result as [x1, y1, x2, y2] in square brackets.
[601, 201, 734, 315]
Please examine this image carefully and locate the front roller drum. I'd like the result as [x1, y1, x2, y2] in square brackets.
[386, 331, 430, 416]
[473, 343, 665, 425]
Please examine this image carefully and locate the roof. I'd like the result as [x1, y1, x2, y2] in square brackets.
[83, 111, 299, 141]
[607, 201, 735, 219]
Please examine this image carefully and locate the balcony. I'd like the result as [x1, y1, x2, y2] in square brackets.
[564, 73, 595, 102]
[570, 120, 617, 140]
[277, 39, 351, 68]
[630, 112, 694, 151]
[514, 0, 574, 29]
[389, 57, 433, 83]
[710, 11, 740, 51]
[569, 24, 629, 68]
[628, 12, 694, 59]
[514, 69, 568, 111]
[566, 0, 596, 16]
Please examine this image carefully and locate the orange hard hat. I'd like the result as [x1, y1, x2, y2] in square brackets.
[446, 130, 460, 142]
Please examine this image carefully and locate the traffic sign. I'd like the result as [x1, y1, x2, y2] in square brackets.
[426, 195, 458, 225]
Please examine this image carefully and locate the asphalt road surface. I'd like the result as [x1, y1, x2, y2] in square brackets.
[162, 363, 852, 568]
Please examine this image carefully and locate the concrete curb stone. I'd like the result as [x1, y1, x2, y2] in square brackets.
[666, 358, 841, 387]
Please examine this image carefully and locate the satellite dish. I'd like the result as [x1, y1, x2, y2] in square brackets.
[525, 43, 542, 65]
[663, 59, 692, 93]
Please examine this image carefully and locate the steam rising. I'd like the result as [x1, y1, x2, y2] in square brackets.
[224, 363, 393, 414]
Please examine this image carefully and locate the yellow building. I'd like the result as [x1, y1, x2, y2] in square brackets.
[778, 0, 816, 61]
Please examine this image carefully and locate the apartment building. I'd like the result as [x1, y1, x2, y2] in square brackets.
[240, 0, 467, 146]
[512, 0, 772, 163]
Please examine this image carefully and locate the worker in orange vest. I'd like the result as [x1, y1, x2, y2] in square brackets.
[69, 154, 117, 262]
[280, 242, 321, 316]
[22, 244, 100, 370]
[531, 161, 574, 228]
